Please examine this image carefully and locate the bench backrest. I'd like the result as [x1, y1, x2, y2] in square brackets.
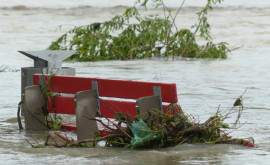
[33, 74, 178, 118]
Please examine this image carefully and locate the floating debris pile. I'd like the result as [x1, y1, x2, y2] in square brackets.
[43, 102, 254, 149]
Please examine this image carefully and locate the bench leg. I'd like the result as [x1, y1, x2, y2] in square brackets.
[24, 85, 47, 130]
[75, 90, 99, 141]
[136, 96, 162, 121]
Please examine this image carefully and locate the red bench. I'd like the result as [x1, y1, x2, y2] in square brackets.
[24, 74, 179, 140]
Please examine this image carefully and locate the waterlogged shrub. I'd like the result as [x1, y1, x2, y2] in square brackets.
[49, 0, 229, 61]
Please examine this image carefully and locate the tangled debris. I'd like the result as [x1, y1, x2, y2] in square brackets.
[40, 98, 254, 149]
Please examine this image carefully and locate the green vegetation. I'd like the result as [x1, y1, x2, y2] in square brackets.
[101, 107, 253, 148]
[48, 0, 229, 61]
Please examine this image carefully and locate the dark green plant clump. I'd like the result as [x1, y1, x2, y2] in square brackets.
[48, 0, 229, 61]
[94, 106, 253, 149]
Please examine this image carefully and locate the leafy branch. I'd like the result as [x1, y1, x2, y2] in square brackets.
[48, 0, 229, 61]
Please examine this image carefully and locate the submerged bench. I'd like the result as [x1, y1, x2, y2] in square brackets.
[24, 74, 179, 141]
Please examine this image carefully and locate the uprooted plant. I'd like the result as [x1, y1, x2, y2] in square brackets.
[48, 0, 229, 61]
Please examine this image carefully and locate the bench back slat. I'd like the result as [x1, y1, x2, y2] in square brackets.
[48, 96, 177, 118]
[47, 96, 136, 117]
[48, 96, 75, 114]
[33, 74, 178, 103]
[100, 100, 136, 118]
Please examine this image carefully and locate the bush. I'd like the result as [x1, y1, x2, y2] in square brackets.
[48, 0, 229, 61]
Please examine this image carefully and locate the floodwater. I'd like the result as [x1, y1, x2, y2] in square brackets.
[1, 0, 270, 164]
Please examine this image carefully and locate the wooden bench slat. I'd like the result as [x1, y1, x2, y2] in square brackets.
[48, 96, 75, 114]
[33, 74, 178, 103]
[100, 100, 136, 118]
[47, 96, 137, 117]
[48, 96, 178, 116]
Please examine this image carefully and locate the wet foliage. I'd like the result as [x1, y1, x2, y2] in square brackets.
[48, 0, 229, 61]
